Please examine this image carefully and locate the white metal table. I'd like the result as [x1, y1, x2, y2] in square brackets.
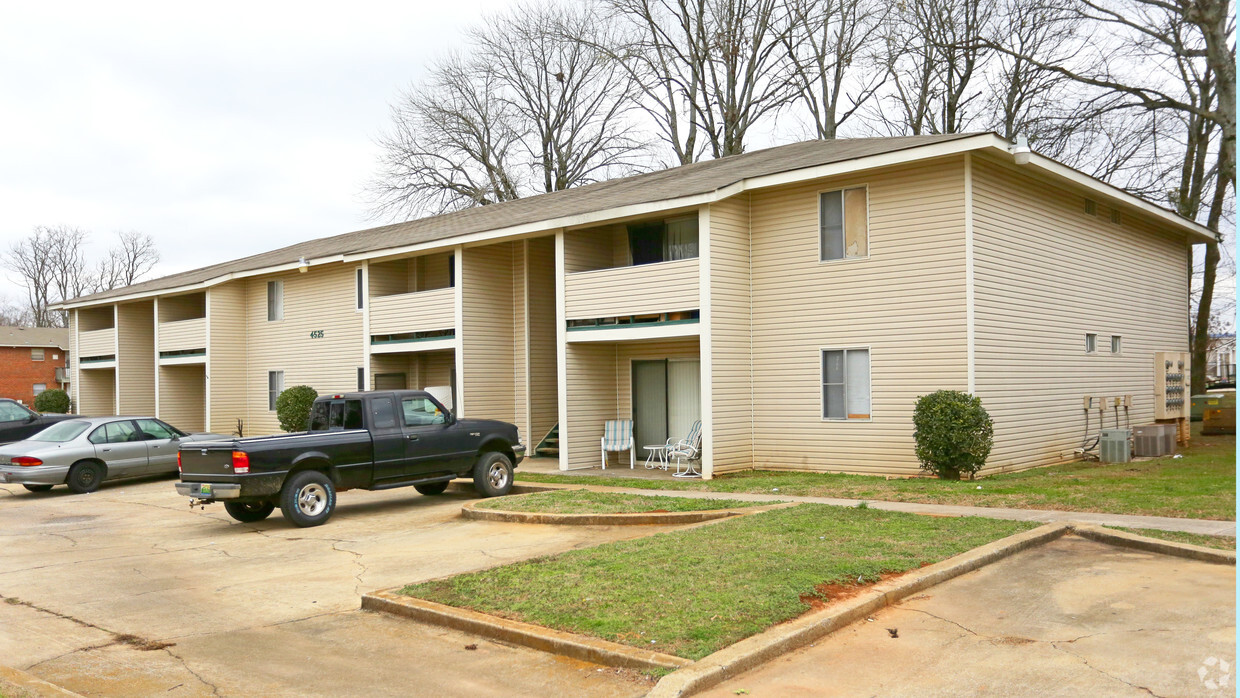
[643, 445, 669, 470]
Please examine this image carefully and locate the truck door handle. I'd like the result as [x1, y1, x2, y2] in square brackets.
[101, 448, 111, 452]
[407, 435, 419, 441]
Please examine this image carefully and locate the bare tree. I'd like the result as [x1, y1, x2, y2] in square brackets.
[96, 231, 160, 291]
[983, 0, 1079, 143]
[0, 297, 34, 327]
[781, 0, 888, 139]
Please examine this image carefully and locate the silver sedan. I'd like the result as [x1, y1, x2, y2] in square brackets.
[0, 417, 227, 494]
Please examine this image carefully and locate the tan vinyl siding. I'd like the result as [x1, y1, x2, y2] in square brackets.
[749, 157, 969, 475]
[208, 282, 248, 434]
[78, 328, 116, 358]
[527, 237, 559, 442]
[244, 264, 363, 435]
[707, 195, 754, 473]
[78, 368, 115, 416]
[460, 242, 516, 422]
[563, 342, 618, 469]
[159, 365, 205, 432]
[158, 318, 206, 353]
[563, 227, 618, 273]
[971, 154, 1190, 472]
[564, 259, 700, 319]
[368, 259, 413, 297]
[368, 288, 455, 336]
[419, 350, 455, 389]
[157, 293, 205, 323]
[416, 252, 453, 291]
[117, 301, 155, 415]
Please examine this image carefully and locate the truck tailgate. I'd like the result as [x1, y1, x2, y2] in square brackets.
[179, 442, 237, 477]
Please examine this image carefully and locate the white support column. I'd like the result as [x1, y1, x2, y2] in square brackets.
[204, 290, 212, 431]
[698, 206, 714, 480]
[453, 245, 466, 417]
[521, 240, 532, 445]
[71, 309, 79, 413]
[112, 304, 120, 414]
[361, 261, 371, 390]
[554, 230, 568, 471]
[153, 297, 160, 418]
[964, 153, 976, 394]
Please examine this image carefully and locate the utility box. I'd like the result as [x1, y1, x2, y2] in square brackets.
[1203, 407, 1236, 436]
[1132, 424, 1168, 457]
[1099, 429, 1132, 463]
[1154, 351, 1191, 420]
[1192, 393, 1222, 422]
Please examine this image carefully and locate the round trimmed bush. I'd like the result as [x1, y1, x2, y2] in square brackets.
[912, 390, 993, 480]
[33, 389, 71, 414]
[276, 385, 318, 433]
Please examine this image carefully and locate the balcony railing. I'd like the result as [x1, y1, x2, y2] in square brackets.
[158, 317, 206, 354]
[77, 327, 116, 357]
[564, 258, 699, 320]
[369, 287, 456, 336]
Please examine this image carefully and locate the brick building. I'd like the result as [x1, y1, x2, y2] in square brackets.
[0, 326, 70, 407]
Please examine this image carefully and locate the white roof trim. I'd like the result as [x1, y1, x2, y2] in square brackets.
[55, 133, 1213, 309]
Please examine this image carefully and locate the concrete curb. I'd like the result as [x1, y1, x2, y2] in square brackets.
[460, 499, 748, 525]
[360, 590, 691, 672]
[1073, 524, 1236, 565]
[0, 664, 84, 697]
[445, 481, 558, 496]
[645, 522, 1074, 698]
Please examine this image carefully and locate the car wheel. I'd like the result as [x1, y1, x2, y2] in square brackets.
[22, 484, 53, 493]
[224, 500, 276, 523]
[414, 481, 450, 496]
[66, 461, 105, 494]
[472, 452, 513, 498]
[279, 470, 336, 527]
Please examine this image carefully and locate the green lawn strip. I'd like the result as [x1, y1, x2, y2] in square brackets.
[404, 504, 1036, 660]
[518, 431, 1235, 520]
[1109, 527, 1236, 551]
[475, 490, 767, 514]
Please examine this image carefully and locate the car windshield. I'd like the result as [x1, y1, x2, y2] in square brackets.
[28, 420, 91, 442]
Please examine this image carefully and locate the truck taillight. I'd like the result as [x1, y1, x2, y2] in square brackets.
[231, 451, 250, 474]
[176, 450, 182, 473]
[11, 456, 42, 467]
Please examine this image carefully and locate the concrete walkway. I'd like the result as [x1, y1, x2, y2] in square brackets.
[515, 477, 1237, 537]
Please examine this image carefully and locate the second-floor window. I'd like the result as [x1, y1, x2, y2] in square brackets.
[31, 348, 44, 361]
[628, 215, 699, 265]
[267, 280, 283, 321]
[820, 187, 868, 261]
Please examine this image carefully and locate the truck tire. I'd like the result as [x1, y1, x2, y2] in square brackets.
[279, 470, 336, 527]
[472, 452, 513, 498]
[414, 481, 450, 496]
[224, 500, 276, 523]
[66, 461, 105, 494]
[22, 484, 53, 493]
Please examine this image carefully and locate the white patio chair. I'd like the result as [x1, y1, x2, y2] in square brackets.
[668, 420, 703, 478]
[601, 419, 635, 469]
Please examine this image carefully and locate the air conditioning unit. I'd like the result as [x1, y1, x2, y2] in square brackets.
[1099, 429, 1131, 463]
[1132, 424, 1165, 457]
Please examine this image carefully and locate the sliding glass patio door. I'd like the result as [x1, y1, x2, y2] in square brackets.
[632, 359, 701, 449]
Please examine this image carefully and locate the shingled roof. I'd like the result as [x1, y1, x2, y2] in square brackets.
[63, 134, 977, 305]
[0, 326, 69, 349]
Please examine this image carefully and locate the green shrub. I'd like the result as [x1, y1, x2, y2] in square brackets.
[276, 385, 318, 433]
[913, 390, 994, 480]
[33, 389, 71, 414]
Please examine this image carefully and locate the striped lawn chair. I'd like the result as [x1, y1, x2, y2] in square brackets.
[668, 420, 703, 478]
[601, 419, 635, 469]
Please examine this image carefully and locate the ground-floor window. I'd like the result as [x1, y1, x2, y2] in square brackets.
[32, 383, 46, 396]
[268, 370, 284, 411]
[821, 348, 870, 420]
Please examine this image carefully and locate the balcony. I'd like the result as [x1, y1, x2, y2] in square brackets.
[564, 258, 699, 320]
[158, 317, 206, 354]
[370, 287, 456, 338]
[77, 327, 116, 358]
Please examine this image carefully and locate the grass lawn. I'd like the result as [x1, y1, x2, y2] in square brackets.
[405, 505, 1036, 660]
[1111, 527, 1236, 551]
[475, 490, 768, 514]
[518, 426, 1235, 520]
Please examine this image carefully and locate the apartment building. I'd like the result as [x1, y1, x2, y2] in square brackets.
[56, 134, 1214, 477]
[0, 326, 69, 406]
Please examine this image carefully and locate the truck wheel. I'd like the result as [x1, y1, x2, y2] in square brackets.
[280, 470, 336, 527]
[414, 481, 450, 496]
[224, 500, 275, 523]
[66, 461, 105, 494]
[472, 452, 513, 498]
[22, 484, 53, 493]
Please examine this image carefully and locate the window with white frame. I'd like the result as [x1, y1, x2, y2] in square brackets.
[268, 371, 284, 411]
[820, 187, 868, 261]
[822, 348, 871, 420]
[32, 383, 46, 396]
[1085, 333, 1097, 353]
[30, 348, 44, 361]
[355, 268, 364, 311]
[1111, 335, 1122, 354]
[267, 280, 283, 321]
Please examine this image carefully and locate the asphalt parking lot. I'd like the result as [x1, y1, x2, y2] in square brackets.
[0, 476, 668, 697]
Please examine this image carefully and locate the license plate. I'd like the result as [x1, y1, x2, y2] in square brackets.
[199, 484, 212, 496]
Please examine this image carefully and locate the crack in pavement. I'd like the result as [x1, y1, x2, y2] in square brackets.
[161, 647, 222, 697]
[1049, 642, 1166, 697]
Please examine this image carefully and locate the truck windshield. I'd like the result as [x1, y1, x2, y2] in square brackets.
[28, 420, 91, 442]
[309, 400, 364, 431]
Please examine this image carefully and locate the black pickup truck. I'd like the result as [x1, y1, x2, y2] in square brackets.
[175, 390, 524, 527]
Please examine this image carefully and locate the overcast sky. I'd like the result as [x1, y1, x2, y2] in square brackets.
[0, 0, 515, 301]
